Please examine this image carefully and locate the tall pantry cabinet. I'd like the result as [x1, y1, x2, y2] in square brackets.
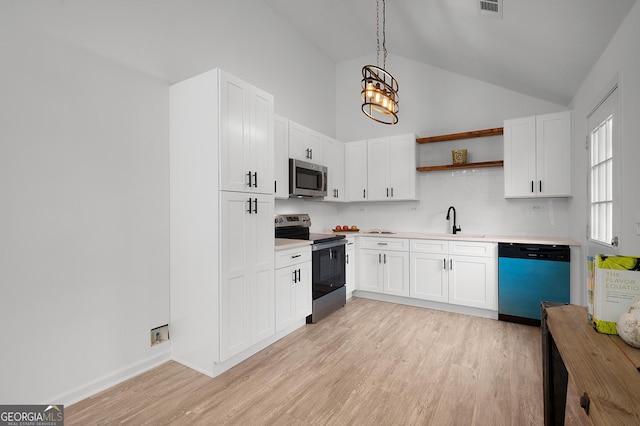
[170, 69, 275, 377]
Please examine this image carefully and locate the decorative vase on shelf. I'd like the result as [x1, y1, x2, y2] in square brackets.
[452, 149, 467, 165]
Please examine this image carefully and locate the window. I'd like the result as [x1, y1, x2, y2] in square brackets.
[589, 115, 613, 244]
[588, 85, 618, 248]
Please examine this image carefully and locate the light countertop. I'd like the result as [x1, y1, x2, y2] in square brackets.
[317, 231, 581, 246]
[275, 238, 312, 251]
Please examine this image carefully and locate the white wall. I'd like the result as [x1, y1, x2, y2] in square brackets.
[569, 1, 640, 257]
[0, 33, 170, 405]
[333, 54, 572, 237]
[0, 1, 336, 405]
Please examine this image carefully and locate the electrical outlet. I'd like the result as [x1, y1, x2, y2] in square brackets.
[150, 324, 169, 346]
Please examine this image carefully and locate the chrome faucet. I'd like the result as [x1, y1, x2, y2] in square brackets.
[446, 206, 461, 235]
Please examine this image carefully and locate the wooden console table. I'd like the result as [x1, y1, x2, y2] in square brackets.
[541, 303, 640, 425]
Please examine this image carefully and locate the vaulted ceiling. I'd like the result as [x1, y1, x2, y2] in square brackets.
[265, 0, 636, 106]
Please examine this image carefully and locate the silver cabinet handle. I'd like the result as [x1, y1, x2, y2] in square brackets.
[291, 254, 301, 259]
[253, 198, 258, 214]
[346, 254, 349, 264]
[378, 253, 382, 263]
[253, 172, 258, 188]
[391, 187, 394, 197]
[247, 171, 252, 187]
[450, 259, 453, 269]
[383, 254, 387, 264]
[377, 242, 388, 246]
[443, 258, 446, 270]
[246, 198, 252, 214]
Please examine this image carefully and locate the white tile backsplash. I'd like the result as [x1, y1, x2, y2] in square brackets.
[277, 167, 570, 238]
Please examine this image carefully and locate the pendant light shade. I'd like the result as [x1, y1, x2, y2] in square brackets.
[361, 65, 399, 125]
[361, 0, 398, 125]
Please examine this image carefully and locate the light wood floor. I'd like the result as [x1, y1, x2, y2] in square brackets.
[66, 297, 589, 425]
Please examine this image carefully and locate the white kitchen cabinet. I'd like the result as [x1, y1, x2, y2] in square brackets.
[219, 70, 274, 195]
[345, 236, 356, 297]
[273, 114, 290, 199]
[345, 140, 368, 201]
[410, 239, 497, 310]
[367, 134, 417, 201]
[504, 110, 572, 198]
[323, 136, 345, 201]
[410, 239, 449, 303]
[289, 121, 323, 164]
[358, 238, 410, 297]
[220, 192, 275, 361]
[170, 68, 276, 377]
[275, 246, 312, 332]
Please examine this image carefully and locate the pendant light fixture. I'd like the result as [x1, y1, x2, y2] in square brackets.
[361, 0, 399, 125]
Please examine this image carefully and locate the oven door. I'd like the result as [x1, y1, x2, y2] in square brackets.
[312, 239, 346, 299]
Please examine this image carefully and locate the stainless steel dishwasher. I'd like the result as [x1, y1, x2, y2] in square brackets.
[498, 243, 570, 326]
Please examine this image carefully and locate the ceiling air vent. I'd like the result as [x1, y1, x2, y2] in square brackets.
[479, 0, 503, 19]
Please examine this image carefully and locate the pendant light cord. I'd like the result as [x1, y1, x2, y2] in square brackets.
[376, 0, 388, 69]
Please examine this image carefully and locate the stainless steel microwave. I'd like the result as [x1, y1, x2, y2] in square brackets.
[289, 158, 327, 198]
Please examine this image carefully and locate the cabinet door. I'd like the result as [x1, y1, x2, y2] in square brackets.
[448, 255, 497, 310]
[219, 192, 252, 361]
[250, 86, 274, 195]
[289, 121, 323, 163]
[345, 240, 355, 296]
[275, 265, 295, 332]
[250, 194, 275, 342]
[323, 136, 345, 201]
[294, 261, 312, 320]
[388, 134, 416, 200]
[274, 115, 289, 199]
[345, 141, 368, 201]
[383, 251, 409, 297]
[220, 72, 252, 193]
[536, 111, 572, 197]
[410, 252, 448, 302]
[504, 116, 536, 197]
[358, 249, 383, 292]
[367, 137, 390, 201]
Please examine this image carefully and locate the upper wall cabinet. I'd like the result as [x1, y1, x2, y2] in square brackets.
[289, 121, 324, 164]
[345, 140, 368, 201]
[504, 111, 572, 198]
[219, 71, 274, 194]
[345, 134, 417, 202]
[274, 115, 290, 199]
[323, 136, 345, 202]
[368, 134, 417, 201]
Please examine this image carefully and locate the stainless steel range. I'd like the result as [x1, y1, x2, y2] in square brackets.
[275, 214, 346, 323]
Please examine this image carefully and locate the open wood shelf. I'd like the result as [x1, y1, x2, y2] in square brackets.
[416, 127, 503, 144]
[416, 160, 503, 172]
[416, 127, 504, 172]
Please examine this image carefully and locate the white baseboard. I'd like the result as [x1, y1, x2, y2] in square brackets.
[57, 348, 172, 406]
[353, 291, 499, 320]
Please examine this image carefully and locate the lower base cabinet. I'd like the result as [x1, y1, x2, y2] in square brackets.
[220, 191, 275, 362]
[409, 239, 497, 310]
[275, 246, 312, 331]
[358, 238, 409, 297]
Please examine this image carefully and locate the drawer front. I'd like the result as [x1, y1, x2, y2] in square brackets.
[448, 241, 497, 258]
[359, 237, 409, 251]
[276, 246, 312, 269]
[410, 239, 448, 254]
